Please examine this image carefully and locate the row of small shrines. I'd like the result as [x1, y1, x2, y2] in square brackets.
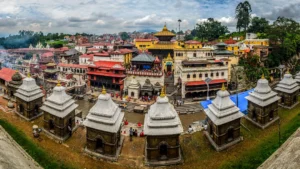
[9, 70, 300, 166]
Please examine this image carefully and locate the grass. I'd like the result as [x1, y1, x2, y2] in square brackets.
[181, 98, 300, 169]
[0, 119, 74, 169]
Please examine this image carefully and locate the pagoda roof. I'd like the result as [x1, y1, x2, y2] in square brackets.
[40, 84, 78, 118]
[131, 52, 155, 63]
[246, 76, 281, 107]
[274, 73, 300, 94]
[144, 93, 183, 136]
[14, 76, 44, 102]
[204, 86, 244, 125]
[154, 25, 175, 37]
[295, 72, 300, 83]
[83, 90, 124, 133]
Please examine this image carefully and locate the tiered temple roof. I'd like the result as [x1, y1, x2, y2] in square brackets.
[144, 87, 183, 135]
[8, 70, 23, 88]
[83, 87, 124, 133]
[14, 74, 44, 102]
[204, 84, 244, 125]
[40, 81, 78, 118]
[274, 72, 300, 94]
[246, 75, 281, 107]
[131, 52, 155, 63]
[141, 79, 153, 92]
[154, 25, 175, 37]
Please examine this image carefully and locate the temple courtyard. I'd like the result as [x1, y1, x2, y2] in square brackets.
[1, 95, 300, 168]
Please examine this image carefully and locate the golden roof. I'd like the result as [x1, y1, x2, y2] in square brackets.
[46, 63, 56, 66]
[165, 53, 173, 61]
[154, 24, 175, 37]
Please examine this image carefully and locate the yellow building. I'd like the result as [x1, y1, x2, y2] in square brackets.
[226, 39, 269, 56]
[184, 40, 202, 49]
[134, 39, 156, 50]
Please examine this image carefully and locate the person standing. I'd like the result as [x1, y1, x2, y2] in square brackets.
[129, 127, 133, 141]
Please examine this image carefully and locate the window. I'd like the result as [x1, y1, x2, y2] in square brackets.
[221, 72, 224, 76]
[232, 47, 234, 50]
[216, 72, 219, 76]
[193, 46, 194, 48]
[187, 74, 190, 78]
[193, 74, 196, 78]
[193, 53, 196, 57]
[197, 46, 200, 48]
[199, 74, 202, 78]
[211, 73, 214, 77]
[205, 73, 208, 77]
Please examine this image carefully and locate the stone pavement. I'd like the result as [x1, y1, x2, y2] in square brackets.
[0, 126, 42, 169]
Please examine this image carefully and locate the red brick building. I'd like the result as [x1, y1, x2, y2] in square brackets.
[87, 61, 125, 91]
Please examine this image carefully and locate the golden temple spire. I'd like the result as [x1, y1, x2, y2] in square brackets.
[286, 68, 290, 74]
[27, 72, 31, 78]
[261, 73, 265, 79]
[221, 83, 226, 91]
[160, 86, 166, 97]
[57, 80, 61, 87]
[163, 23, 168, 31]
[102, 85, 107, 95]
[16, 70, 19, 73]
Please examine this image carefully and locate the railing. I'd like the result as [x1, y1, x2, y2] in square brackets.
[126, 70, 163, 77]
[181, 66, 228, 72]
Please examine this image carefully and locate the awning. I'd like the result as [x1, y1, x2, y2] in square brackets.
[185, 79, 227, 86]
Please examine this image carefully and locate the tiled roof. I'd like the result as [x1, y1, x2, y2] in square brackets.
[0, 68, 16, 82]
[80, 54, 94, 59]
[94, 52, 110, 57]
[186, 79, 227, 86]
[42, 52, 54, 58]
[58, 63, 88, 69]
[92, 61, 125, 70]
[131, 52, 155, 62]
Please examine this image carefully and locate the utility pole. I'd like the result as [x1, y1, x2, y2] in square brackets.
[178, 19, 182, 40]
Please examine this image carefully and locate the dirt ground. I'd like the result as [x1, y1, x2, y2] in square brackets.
[0, 96, 205, 169]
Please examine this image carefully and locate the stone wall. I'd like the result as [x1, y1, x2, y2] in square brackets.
[146, 135, 180, 162]
[248, 101, 278, 125]
[277, 91, 299, 107]
[16, 97, 43, 120]
[86, 127, 121, 157]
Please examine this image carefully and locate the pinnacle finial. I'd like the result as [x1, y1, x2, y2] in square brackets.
[221, 83, 226, 91]
[286, 68, 290, 74]
[102, 85, 106, 94]
[160, 86, 166, 97]
[27, 72, 31, 78]
[57, 80, 61, 87]
[261, 73, 265, 79]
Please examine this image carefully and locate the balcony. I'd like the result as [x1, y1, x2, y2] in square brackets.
[126, 70, 163, 77]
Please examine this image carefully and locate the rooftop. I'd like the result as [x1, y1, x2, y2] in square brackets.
[154, 25, 176, 37]
[0, 68, 16, 82]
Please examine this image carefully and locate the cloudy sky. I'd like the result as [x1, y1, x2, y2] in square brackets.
[0, 0, 299, 36]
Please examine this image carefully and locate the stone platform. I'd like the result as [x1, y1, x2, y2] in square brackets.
[42, 124, 79, 142]
[279, 101, 299, 109]
[14, 111, 43, 121]
[244, 116, 279, 129]
[204, 131, 243, 151]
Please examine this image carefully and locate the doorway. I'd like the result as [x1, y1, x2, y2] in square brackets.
[167, 65, 172, 72]
[95, 138, 104, 153]
[19, 104, 24, 115]
[34, 105, 39, 116]
[49, 119, 55, 133]
[252, 110, 257, 121]
[159, 143, 168, 160]
[131, 92, 134, 97]
[227, 128, 234, 142]
[269, 110, 274, 121]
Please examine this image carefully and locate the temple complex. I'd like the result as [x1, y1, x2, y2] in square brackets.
[144, 87, 183, 166]
[125, 52, 163, 99]
[204, 84, 244, 151]
[83, 87, 124, 161]
[274, 71, 300, 109]
[14, 73, 44, 121]
[245, 74, 281, 129]
[41, 81, 78, 141]
[7, 70, 23, 100]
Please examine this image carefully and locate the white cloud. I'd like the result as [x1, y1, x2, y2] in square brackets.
[48, 22, 52, 28]
[95, 20, 105, 25]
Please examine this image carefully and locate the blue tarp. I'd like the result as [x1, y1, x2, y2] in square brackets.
[200, 89, 254, 114]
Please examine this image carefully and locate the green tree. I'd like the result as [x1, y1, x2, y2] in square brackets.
[120, 32, 130, 41]
[196, 18, 229, 42]
[235, 1, 252, 32]
[184, 34, 194, 41]
[248, 17, 269, 33]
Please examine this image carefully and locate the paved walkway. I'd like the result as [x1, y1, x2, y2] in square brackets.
[0, 126, 42, 169]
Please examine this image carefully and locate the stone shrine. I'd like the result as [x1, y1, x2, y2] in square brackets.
[274, 71, 299, 109]
[245, 74, 281, 129]
[83, 86, 124, 161]
[14, 73, 44, 121]
[7, 70, 23, 100]
[41, 81, 78, 141]
[204, 84, 244, 151]
[144, 87, 183, 166]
